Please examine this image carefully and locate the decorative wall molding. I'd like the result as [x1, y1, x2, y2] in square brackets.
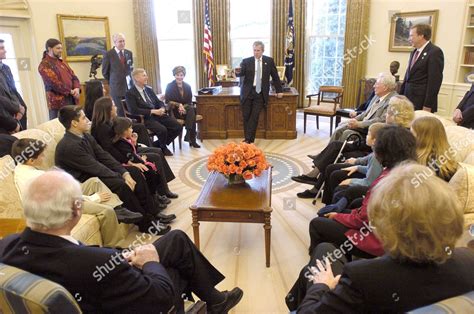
[0, 0, 30, 18]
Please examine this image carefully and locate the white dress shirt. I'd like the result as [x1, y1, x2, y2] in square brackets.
[253, 58, 262, 87]
[60, 235, 80, 245]
[135, 84, 149, 103]
[14, 164, 44, 200]
[14, 164, 100, 202]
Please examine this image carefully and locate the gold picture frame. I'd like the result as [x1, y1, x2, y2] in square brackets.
[57, 14, 111, 62]
[389, 10, 438, 52]
[276, 66, 286, 82]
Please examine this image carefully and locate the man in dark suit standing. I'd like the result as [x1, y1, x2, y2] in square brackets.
[102, 33, 133, 117]
[126, 68, 181, 156]
[399, 24, 444, 112]
[235, 41, 283, 143]
[0, 38, 26, 129]
[453, 83, 474, 129]
[0, 170, 243, 313]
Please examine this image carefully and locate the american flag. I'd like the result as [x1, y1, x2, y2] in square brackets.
[284, 0, 295, 85]
[203, 0, 214, 86]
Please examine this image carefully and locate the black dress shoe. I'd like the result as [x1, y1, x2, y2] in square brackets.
[165, 191, 178, 199]
[114, 207, 143, 224]
[208, 287, 244, 314]
[155, 212, 176, 224]
[291, 175, 318, 185]
[190, 141, 201, 148]
[155, 202, 167, 211]
[162, 147, 173, 156]
[157, 195, 171, 204]
[296, 190, 317, 198]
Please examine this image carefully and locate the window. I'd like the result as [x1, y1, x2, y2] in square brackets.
[229, 0, 271, 68]
[306, 0, 346, 95]
[154, 0, 196, 92]
[0, 33, 22, 96]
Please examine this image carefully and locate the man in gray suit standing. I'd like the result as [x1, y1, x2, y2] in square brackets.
[102, 33, 133, 117]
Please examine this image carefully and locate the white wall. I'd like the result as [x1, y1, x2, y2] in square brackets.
[28, 0, 136, 82]
[365, 0, 468, 116]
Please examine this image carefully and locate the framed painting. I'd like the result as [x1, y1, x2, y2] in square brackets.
[389, 10, 438, 52]
[57, 14, 111, 62]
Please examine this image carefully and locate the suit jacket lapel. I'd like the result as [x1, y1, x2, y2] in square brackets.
[410, 42, 432, 74]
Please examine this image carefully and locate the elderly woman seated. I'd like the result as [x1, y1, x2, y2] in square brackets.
[286, 163, 474, 312]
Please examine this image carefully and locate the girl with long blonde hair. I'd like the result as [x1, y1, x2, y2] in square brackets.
[411, 116, 458, 181]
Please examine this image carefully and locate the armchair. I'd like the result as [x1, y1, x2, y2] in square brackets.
[0, 263, 82, 313]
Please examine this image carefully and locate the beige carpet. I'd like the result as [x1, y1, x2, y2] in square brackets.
[123, 112, 332, 313]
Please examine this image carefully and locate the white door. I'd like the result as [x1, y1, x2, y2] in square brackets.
[0, 17, 48, 127]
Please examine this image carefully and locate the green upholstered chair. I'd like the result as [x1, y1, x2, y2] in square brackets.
[0, 263, 82, 313]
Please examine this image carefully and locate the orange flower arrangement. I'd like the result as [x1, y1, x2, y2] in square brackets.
[207, 142, 270, 180]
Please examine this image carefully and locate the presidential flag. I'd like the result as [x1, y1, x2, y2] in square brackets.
[284, 0, 295, 85]
[203, 0, 215, 86]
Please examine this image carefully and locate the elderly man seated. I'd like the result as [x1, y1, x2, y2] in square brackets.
[0, 170, 243, 313]
[126, 68, 182, 156]
[453, 83, 474, 129]
[329, 72, 398, 143]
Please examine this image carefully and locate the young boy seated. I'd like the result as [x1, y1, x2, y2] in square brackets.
[318, 123, 385, 216]
[12, 138, 141, 246]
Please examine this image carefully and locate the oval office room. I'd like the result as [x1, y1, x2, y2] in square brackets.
[0, 0, 474, 313]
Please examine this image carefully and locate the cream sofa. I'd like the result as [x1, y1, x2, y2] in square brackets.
[0, 119, 131, 245]
[413, 111, 474, 227]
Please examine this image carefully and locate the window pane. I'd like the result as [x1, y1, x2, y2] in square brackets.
[306, 0, 346, 95]
[157, 40, 196, 91]
[0, 33, 23, 96]
[154, 0, 196, 92]
[230, 0, 271, 68]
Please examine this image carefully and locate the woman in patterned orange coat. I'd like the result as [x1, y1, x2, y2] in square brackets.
[38, 38, 80, 119]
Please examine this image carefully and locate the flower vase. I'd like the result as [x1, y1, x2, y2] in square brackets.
[227, 173, 245, 185]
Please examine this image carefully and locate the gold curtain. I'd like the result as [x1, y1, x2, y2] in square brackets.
[271, 0, 306, 107]
[341, 0, 370, 108]
[133, 0, 161, 92]
[194, 0, 230, 89]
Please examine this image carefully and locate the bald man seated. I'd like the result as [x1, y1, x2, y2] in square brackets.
[0, 170, 243, 313]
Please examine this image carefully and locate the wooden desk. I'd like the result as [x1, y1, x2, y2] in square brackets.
[190, 169, 272, 267]
[195, 87, 298, 139]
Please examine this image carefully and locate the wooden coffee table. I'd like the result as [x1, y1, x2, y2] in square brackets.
[190, 169, 272, 267]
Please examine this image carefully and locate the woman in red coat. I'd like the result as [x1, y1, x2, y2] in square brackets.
[308, 126, 417, 259]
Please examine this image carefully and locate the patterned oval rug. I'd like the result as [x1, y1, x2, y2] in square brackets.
[179, 152, 309, 194]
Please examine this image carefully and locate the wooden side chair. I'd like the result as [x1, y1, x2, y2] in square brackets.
[304, 86, 344, 136]
[167, 101, 203, 150]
